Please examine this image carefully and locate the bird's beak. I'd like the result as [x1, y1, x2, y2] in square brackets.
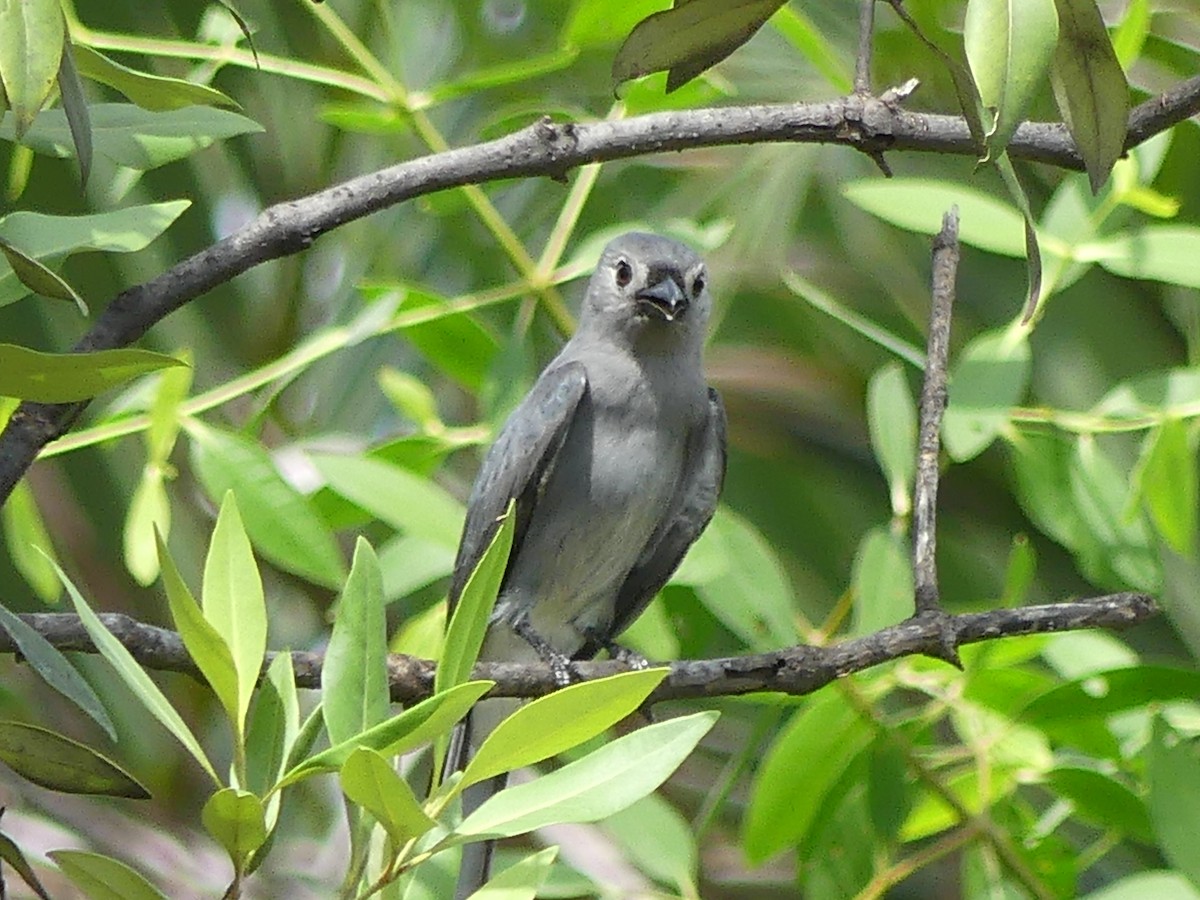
[635, 277, 688, 322]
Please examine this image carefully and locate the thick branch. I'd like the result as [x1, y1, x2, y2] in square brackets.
[1, 77, 1198, 503]
[3, 593, 1156, 704]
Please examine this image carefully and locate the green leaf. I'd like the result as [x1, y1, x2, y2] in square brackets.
[460, 669, 669, 790]
[1134, 419, 1197, 555]
[842, 179, 1029, 258]
[1070, 437, 1160, 592]
[49, 850, 169, 900]
[612, 0, 785, 93]
[202, 492, 268, 734]
[943, 328, 1031, 462]
[202, 788, 267, 865]
[603, 794, 696, 892]
[124, 469, 170, 586]
[323, 538, 389, 747]
[246, 651, 299, 830]
[56, 36, 92, 188]
[71, 44, 240, 111]
[994, 151, 1046, 317]
[1046, 766, 1153, 843]
[157, 532, 240, 730]
[1110, 0, 1150, 69]
[999, 534, 1036, 608]
[44, 552, 219, 782]
[866, 363, 917, 517]
[2, 478, 61, 602]
[437, 504, 514, 696]
[0, 344, 187, 402]
[680, 506, 799, 651]
[0, 202, 190, 308]
[145, 354, 192, 464]
[1148, 718, 1200, 888]
[0, 237, 86, 313]
[0, 103, 263, 170]
[378, 533, 456, 603]
[742, 690, 874, 863]
[850, 527, 914, 635]
[1085, 226, 1200, 289]
[0, 720, 147, 797]
[1082, 872, 1200, 900]
[188, 422, 346, 589]
[1049, 0, 1129, 193]
[1094, 368, 1200, 419]
[454, 711, 718, 840]
[964, 0, 1059, 158]
[0, 0, 64, 137]
[0, 603, 116, 739]
[470, 846, 558, 899]
[564, 0, 666, 47]
[1022, 666, 1200, 725]
[278, 681, 492, 787]
[769, 5, 853, 94]
[0, 826, 53, 900]
[339, 748, 436, 846]
[310, 452, 464, 549]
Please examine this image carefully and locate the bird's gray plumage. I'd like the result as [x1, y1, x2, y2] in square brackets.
[446, 232, 726, 898]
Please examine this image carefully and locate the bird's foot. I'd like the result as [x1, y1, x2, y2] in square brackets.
[512, 616, 575, 687]
[577, 627, 651, 670]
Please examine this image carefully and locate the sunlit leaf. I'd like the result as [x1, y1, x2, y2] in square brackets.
[339, 748, 436, 845]
[49, 850, 168, 900]
[1, 479, 60, 602]
[0, 0, 65, 137]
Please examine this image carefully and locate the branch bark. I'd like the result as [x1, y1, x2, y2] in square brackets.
[2, 592, 1157, 704]
[1, 75, 1198, 503]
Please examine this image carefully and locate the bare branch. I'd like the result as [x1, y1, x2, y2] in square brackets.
[912, 208, 959, 616]
[2, 593, 1156, 704]
[1, 77, 1198, 503]
[854, 0, 877, 95]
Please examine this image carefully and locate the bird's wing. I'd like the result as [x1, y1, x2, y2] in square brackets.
[447, 361, 588, 612]
[599, 387, 727, 647]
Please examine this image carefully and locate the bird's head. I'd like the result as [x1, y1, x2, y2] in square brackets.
[582, 232, 711, 345]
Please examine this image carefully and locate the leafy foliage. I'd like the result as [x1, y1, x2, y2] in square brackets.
[0, 0, 1197, 898]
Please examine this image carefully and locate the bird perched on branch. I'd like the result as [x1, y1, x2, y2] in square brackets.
[445, 231, 726, 898]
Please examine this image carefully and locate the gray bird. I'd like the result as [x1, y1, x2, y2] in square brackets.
[445, 232, 726, 898]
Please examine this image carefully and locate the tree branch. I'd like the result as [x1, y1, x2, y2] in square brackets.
[2, 592, 1156, 704]
[1, 76, 1198, 503]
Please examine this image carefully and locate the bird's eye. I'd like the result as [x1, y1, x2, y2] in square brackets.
[692, 274, 706, 297]
[614, 258, 633, 287]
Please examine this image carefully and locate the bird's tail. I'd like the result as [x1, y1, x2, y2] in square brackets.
[447, 704, 513, 899]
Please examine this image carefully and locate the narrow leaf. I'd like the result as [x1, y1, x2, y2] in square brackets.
[277, 681, 492, 787]
[71, 44, 240, 111]
[49, 850, 168, 900]
[0, 343, 186, 402]
[0, 827, 53, 900]
[454, 712, 718, 840]
[0, 0, 65, 136]
[56, 35, 92, 187]
[188, 423, 346, 589]
[157, 531, 240, 729]
[470, 846, 558, 899]
[1, 479, 61, 601]
[612, 0, 785, 92]
[0, 238, 86, 313]
[202, 492, 267, 734]
[866, 363, 917, 517]
[339, 748, 436, 845]
[1135, 419, 1197, 556]
[1050, 0, 1129, 192]
[460, 669, 669, 790]
[994, 153, 1045, 318]
[124, 469, 170, 586]
[437, 503, 514, 696]
[43, 551, 219, 783]
[0, 603, 115, 738]
[943, 327, 1031, 462]
[322, 538, 389, 747]
[0, 721, 148, 797]
[964, 0, 1060, 158]
[1148, 718, 1200, 888]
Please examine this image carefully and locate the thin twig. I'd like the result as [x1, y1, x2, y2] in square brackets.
[854, 0, 876, 95]
[913, 208, 959, 614]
